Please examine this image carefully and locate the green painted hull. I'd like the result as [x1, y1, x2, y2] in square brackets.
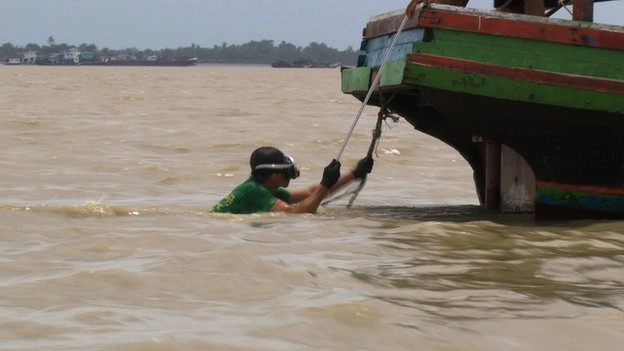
[341, 6, 624, 219]
[406, 29, 624, 113]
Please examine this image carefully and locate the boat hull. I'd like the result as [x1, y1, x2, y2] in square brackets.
[341, 5, 624, 219]
[536, 181, 624, 219]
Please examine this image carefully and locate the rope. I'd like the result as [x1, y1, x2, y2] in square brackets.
[559, 0, 573, 16]
[345, 108, 388, 208]
[334, 14, 410, 162]
[323, 13, 410, 208]
[545, 0, 573, 17]
[323, 106, 399, 207]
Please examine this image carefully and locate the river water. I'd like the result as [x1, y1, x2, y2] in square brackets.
[1, 65, 623, 350]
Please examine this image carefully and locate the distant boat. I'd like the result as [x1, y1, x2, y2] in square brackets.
[5, 50, 198, 67]
[1, 51, 38, 65]
[82, 56, 198, 67]
[3, 58, 22, 65]
[22, 51, 37, 64]
[272, 58, 340, 68]
[36, 48, 81, 65]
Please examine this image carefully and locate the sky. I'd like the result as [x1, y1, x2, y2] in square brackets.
[1, 0, 623, 51]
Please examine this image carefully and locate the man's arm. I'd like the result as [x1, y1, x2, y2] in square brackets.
[287, 172, 356, 203]
[283, 156, 374, 211]
[288, 156, 372, 203]
[270, 159, 341, 214]
[270, 185, 331, 213]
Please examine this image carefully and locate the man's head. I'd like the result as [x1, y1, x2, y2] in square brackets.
[249, 146, 300, 183]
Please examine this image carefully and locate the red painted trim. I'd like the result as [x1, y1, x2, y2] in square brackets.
[416, 8, 624, 51]
[361, 7, 624, 51]
[407, 53, 624, 95]
[536, 180, 624, 197]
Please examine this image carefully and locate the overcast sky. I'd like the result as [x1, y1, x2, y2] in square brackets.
[1, 0, 622, 50]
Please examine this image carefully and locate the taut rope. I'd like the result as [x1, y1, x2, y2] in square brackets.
[334, 15, 409, 162]
[325, 14, 409, 208]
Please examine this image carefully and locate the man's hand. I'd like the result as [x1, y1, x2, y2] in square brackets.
[320, 159, 341, 189]
[352, 156, 374, 179]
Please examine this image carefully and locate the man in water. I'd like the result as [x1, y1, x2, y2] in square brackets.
[211, 146, 374, 214]
[405, 0, 544, 17]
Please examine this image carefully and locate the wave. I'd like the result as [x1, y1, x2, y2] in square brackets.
[0, 201, 209, 219]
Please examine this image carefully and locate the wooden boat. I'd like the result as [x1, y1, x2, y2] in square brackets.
[272, 58, 340, 68]
[3, 58, 22, 65]
[341, 0, 624, 219]
[35, 49, 81, 65]
[82, 56, 198, 67]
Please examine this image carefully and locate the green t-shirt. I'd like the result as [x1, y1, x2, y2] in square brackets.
[210, 177, 291, 214]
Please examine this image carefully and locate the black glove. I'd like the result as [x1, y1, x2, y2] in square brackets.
[352, 156, 374, 179]
[320, 159, 341, 189]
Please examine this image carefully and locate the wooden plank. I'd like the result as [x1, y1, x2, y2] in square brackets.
[341, 66, 372, 94]
[417, 8, 624, 50]
[537, 180, 624, 197]
[407, 53, 624, 95]
[485, 140, 501, 210]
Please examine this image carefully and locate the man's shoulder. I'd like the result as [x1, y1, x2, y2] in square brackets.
[211, 178, 269, 214]
[233, 178, 268, 194]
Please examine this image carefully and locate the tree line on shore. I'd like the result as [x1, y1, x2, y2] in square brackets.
[1, 38, 360, 65]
